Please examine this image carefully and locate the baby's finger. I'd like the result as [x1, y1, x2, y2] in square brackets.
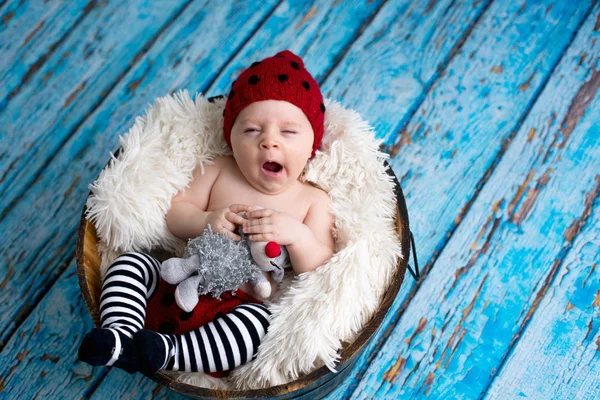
[230, 204, 253, 214]
[221, 219, 236, 234]
[226, 211, 247, 225]
[247, 209, 273, 219]
[225, 230, 242, 241]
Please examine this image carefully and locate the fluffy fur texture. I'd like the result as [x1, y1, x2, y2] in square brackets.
[85, 90, 403, 389]
[182, 226, 260, 299]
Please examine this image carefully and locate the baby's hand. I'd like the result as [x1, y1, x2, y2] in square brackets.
[206, 204, 252, 240]
[242, 208, 308, 246]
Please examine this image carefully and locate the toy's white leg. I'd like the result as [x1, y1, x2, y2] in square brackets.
[160, 254, 200, 284]
[174, 275, 202, 312]
[251, 271, 271, 299]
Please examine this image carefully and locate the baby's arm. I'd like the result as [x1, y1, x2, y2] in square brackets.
[287, 190, 335, 274]
[165, 159, 220, 240]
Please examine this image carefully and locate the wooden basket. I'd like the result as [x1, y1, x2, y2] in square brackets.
[75, 99, 412, 399]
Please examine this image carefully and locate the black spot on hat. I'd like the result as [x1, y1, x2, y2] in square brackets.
[180, 310, 194, 321]
[161, 293, 175, 307]
[290, 61, 300, 70]
[248, 75, 260, 85]
[229, 89, 235, 98]
[251, 61, 261, 67]
[302, 81, 310, 91]
[158, 322, 176, 334]
[320, 103, 326, 113]
[278, 74, 288, 82]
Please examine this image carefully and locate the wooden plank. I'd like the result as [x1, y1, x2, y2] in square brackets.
[348, 3, 599, 398]
[0, 0, 279, 347]
[0, 262, 107, 398]
[485, 196, 600, 398]
[0, 0, 190, 219]
[326, 0, 593, 398]
[484, 11, 600, 397]
[0, 0, 92, 108]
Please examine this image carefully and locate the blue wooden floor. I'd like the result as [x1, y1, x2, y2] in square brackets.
[1, 0, 599, 398]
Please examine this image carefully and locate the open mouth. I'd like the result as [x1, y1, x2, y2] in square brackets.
[262, 161, 283, 173]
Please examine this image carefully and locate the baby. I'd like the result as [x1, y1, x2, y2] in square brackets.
[78, 50, 335, 376]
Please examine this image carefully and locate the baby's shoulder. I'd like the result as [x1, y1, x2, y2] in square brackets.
[301, 182, 331, 208]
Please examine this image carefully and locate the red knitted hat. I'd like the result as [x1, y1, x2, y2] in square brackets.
[223, 50, 325, 158]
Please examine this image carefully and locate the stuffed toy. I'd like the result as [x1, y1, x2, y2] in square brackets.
[160, 206, 291, 312]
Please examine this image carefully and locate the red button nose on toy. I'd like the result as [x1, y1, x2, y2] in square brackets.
[265, 241, 281, 258]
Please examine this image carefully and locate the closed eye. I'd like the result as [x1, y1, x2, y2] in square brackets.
[244, 129, 297, 134]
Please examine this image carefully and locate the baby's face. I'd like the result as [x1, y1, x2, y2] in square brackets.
[230, 100, 313, 195]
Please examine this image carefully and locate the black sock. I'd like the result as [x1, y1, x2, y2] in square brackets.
[133, 329, 175, 375]
[78, 328, 139, 374]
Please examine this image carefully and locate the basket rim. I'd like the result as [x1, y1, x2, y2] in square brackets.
[75, 96, 411, 398]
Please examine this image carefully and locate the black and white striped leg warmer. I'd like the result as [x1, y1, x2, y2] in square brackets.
[78, 252, 159, 373]
[100, 252, 159, 338]
[134, 303, 272, 374]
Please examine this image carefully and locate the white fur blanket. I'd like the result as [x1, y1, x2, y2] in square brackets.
[85, 90, 403, 389]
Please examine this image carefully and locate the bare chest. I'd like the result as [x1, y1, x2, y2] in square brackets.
[206, 165, 311, 223]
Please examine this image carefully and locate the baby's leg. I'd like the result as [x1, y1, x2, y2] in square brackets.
[78, 252, 160, 373]
[134, 303, 271, 374]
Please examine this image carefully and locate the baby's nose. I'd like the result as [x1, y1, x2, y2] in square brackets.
[261, 138, 279, 149]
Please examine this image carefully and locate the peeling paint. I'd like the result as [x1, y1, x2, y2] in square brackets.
[583, 318, 594, 342]
[518, 71, 535, 92]
[508, 170, 535, 218]
[564, 176, 600, 243]
[404, 317, 428, 347]
[64, 81, 88, 107]
[388, 126, 414, 157]
[453, 218, 499, 294]
[127, 76, 144, 93]
[593, 291, 600, 308]
[559, 69, 600, 149]
[24, 21, 47, 47]
[40, 353, 60, 363]
[512, 171, 551, 225]
[439, 276, 487, 371]
[295, 5, 318, 30]
[0, 265, 14, 291]
[64, 176, 81, 199]
[583, 263, 597, 287]
[382, 357, 407, 383]
[422, 371, 435, 395]
[2, 11, 15, 24]
[424, 0, 437, 14]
